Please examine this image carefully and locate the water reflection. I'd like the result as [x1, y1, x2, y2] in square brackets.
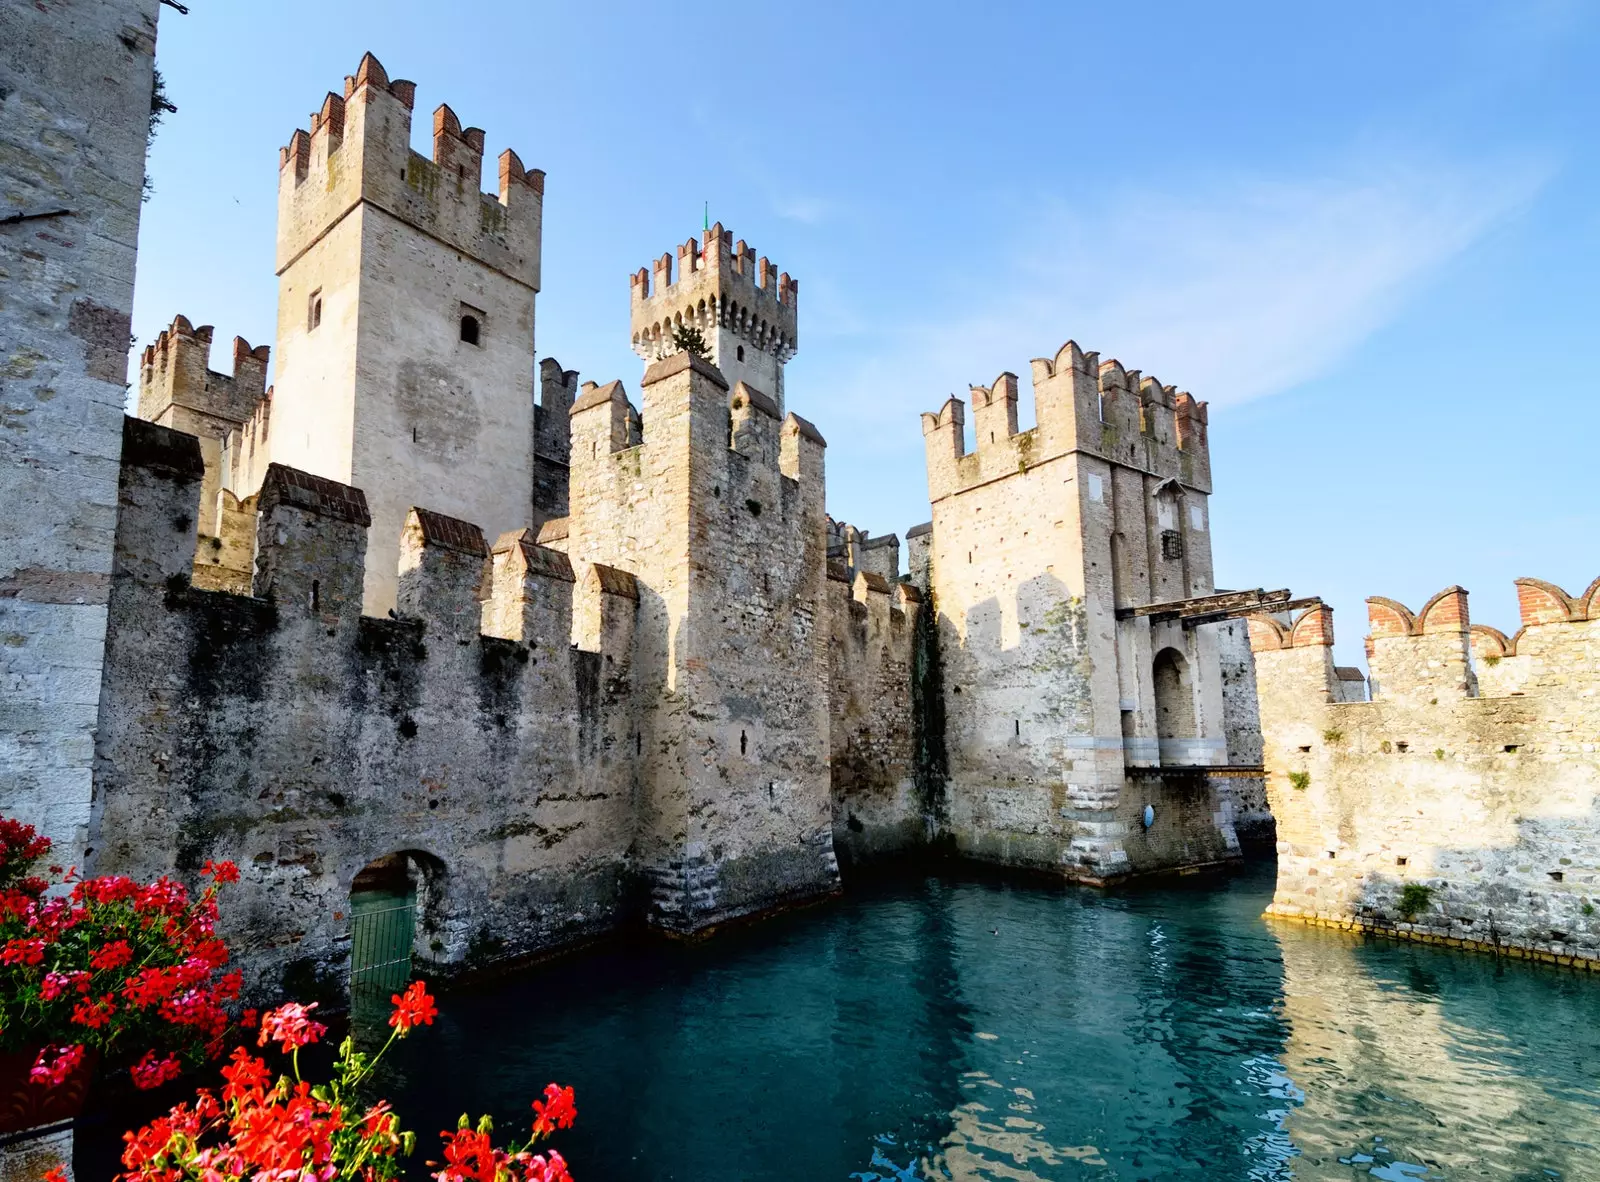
[1271, 921, 1600, 1180]
[79, 864, 1600, 1181]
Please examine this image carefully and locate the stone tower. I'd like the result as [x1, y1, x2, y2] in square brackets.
[137, 315, 269, 539]
[629, 224, 797, 413]
[917, 343, 1237, 880]
[267, 53, 545, 612]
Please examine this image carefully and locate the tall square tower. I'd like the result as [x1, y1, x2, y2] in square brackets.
[918, 342, 1236, 880]
[267, 53, 544, 612]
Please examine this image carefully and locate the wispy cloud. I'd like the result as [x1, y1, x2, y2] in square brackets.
[811, 150, 1551, 435]
[770, 194, 842, 226]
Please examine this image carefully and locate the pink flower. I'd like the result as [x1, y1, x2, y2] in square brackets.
[130, 1050, 184, 1091]
[257, 1001, 327, 1052]
[30, 1044, 85, 1088]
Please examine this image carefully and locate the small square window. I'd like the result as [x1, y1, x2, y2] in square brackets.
[308, 289, 322, 332]
[1161, 529, 1183, 560]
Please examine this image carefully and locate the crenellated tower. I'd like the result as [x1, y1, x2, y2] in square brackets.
[916, 339, 1231, 882]
[136, 314, 270, 569]
[563, 335, 836, 931]
[266, 52, 546, 613]
[629, 223, 798, 413]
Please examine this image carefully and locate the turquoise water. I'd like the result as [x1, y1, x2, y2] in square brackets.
[360, 862, 1600, 1181]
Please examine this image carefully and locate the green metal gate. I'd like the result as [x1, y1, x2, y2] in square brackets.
[349, 888, 417, 995]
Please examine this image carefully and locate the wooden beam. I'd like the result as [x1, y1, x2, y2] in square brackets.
[1178, 596, 1323, 629]
[1115, 587, 1292, 622]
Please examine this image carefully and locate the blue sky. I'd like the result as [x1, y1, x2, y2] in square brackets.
[132, 1, 1599, 667]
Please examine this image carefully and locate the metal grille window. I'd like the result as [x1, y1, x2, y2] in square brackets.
[1161, 530, 1184, 560]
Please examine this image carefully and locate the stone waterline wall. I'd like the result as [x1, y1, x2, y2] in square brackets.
[94, 419, 638, 1000]
[1252, 582, 1600, 965]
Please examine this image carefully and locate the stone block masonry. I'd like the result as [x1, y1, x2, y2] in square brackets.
[918, 342, 1238, 882]
[95, 418, 637, 1000]
[1, 0, 162, 872]
[1251, 579, 1600, 967]
[826, 528, 924, 864]
[565, 353, 840, 932]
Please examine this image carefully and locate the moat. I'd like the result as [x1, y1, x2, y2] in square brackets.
[85, 862, 1600, 1180]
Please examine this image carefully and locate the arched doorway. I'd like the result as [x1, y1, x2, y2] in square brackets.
[349, 851, 443, 995]
[1152, 647, 1195, 747]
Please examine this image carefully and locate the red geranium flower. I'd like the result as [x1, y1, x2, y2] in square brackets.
[71, 994, 117, 1030]
[389, 980, 438, 1034]
[91, 939, 135, 971]
[532, 1083, 577, 1136]
[2, 936, 46, 966]
[199, 859, 240, 885]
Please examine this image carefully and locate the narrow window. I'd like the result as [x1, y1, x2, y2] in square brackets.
[740, 730, 748, 756]
[460, 315, 480, 345]
[1014, 719, 1020, 736]
[736, 345, 745, 361]
[308, 289, 323, 331]
[310, 579, 320, 612]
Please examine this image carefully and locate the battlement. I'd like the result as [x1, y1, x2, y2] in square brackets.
[275, 52, 542, 290]
[629, 224, 798, 412]
[826, 518, 902, 584]
[138, 314, 270, 427]
[1247, 602, 1335, 652]
[921, 339, 1212, 504]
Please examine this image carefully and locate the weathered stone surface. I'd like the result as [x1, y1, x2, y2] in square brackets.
[1254, 581, 1600, 964]
[0, 0, 161, 866]
[93, 422, 635, 998]
[916, 345, 1237, 880]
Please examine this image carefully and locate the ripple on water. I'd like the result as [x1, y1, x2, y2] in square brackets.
[80, 863, 1600, 1181]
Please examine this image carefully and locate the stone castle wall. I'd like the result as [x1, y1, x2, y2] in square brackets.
[0, 0, 162, 871]
[93, 419, 637, 999]
[1216, 616, 1273, 842]
[825, 536, 923, 864]
[1252, 582, 1600, 966]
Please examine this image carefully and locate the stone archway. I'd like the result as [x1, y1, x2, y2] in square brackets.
[349, 850, 445, 994]
[1152, 647, 1196, 748]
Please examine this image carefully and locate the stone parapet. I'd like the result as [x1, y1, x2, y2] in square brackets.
[1255, 582, 1600, 966]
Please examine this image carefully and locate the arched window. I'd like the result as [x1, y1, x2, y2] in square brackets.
[736, 345, 745, 362]
[459, 315, 480, 346]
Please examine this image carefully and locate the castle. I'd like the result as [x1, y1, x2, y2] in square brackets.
[10, 50, 1266, 1001]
